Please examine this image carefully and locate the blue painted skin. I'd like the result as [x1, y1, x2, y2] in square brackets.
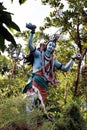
[25, 23, 81, 119]
[28, 31, 81, 73]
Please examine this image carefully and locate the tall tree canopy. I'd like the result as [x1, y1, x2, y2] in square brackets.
[40, 0, 87, 95]
[41, 0, 87, 52]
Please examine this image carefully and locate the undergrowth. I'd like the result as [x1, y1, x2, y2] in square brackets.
[0, 95, 87, 130]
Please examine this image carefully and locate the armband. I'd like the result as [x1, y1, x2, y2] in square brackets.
[30, 47, 36, 53]
[58, 63, 63, 69]
[71, 57, 75, 61]
[31, 30, 35, 34]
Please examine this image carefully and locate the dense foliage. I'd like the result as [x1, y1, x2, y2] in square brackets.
[0, 0, 87, 129]
[0, 2, 20, 52]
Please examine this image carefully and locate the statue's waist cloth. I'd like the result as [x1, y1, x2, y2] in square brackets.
[22, 72, 48, 102]
[22, 66, 59, 102]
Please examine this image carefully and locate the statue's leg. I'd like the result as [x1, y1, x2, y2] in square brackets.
[32, 85, 47, 113]
[24, 88, 35, 112]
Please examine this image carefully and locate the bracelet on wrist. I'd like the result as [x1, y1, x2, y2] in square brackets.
[72, 57, 75, 61]
[31, 30, 35, 34]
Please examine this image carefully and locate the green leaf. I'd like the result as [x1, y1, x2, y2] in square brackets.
[10, 0, 27, 4]
[0, 2, 6, 11]
[19, 0, 27, 5]
[0, 34, 6, 52]
[0, 24, 17, 47]
[1, 11, 12, 20]
[11, 0, 13, 2]
[6, 20, 21, 32]
[0, 11, 20, 32]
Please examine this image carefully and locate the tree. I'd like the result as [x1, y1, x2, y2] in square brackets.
[0, 2, 21, 52]
[0, 0, 27, 52]
[41, 0, 87, 96]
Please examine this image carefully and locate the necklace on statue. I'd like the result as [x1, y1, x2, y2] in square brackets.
[44, 54, 52, 61]
[42, 51, 54, 79]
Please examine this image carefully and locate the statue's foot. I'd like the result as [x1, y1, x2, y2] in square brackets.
[26, 23, 36, 30]
[46, 114, 55, 122]
[43, 113, 55, 122]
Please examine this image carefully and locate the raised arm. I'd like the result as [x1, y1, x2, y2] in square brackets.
[54, 54, 81, 72]
[28, 33, 35, 52]
[26, 23, 36, 52]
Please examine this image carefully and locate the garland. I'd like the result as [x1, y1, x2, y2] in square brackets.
[42, 51, 55, 82]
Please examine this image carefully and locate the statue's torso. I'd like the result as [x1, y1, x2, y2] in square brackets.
[32, 51, 53, 73]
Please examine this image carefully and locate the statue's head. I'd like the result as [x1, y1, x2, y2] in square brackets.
[46, 41, 56, 54]
[39, 35, 58, 53]
[46, 36, 58, 53]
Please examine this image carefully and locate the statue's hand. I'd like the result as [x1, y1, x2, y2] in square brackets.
[72, 53, 82, 60]
[26, 23, 36, 30]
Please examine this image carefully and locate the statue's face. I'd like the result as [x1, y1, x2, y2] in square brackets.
[46, 41, 56, 53]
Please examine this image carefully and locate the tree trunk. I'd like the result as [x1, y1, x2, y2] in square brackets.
[8, 60, 16, 89]
[74, 14, 82, 96]
[74, 60, 81, 96]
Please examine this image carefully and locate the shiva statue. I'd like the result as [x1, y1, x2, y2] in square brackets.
[22, 23, 81, 120]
